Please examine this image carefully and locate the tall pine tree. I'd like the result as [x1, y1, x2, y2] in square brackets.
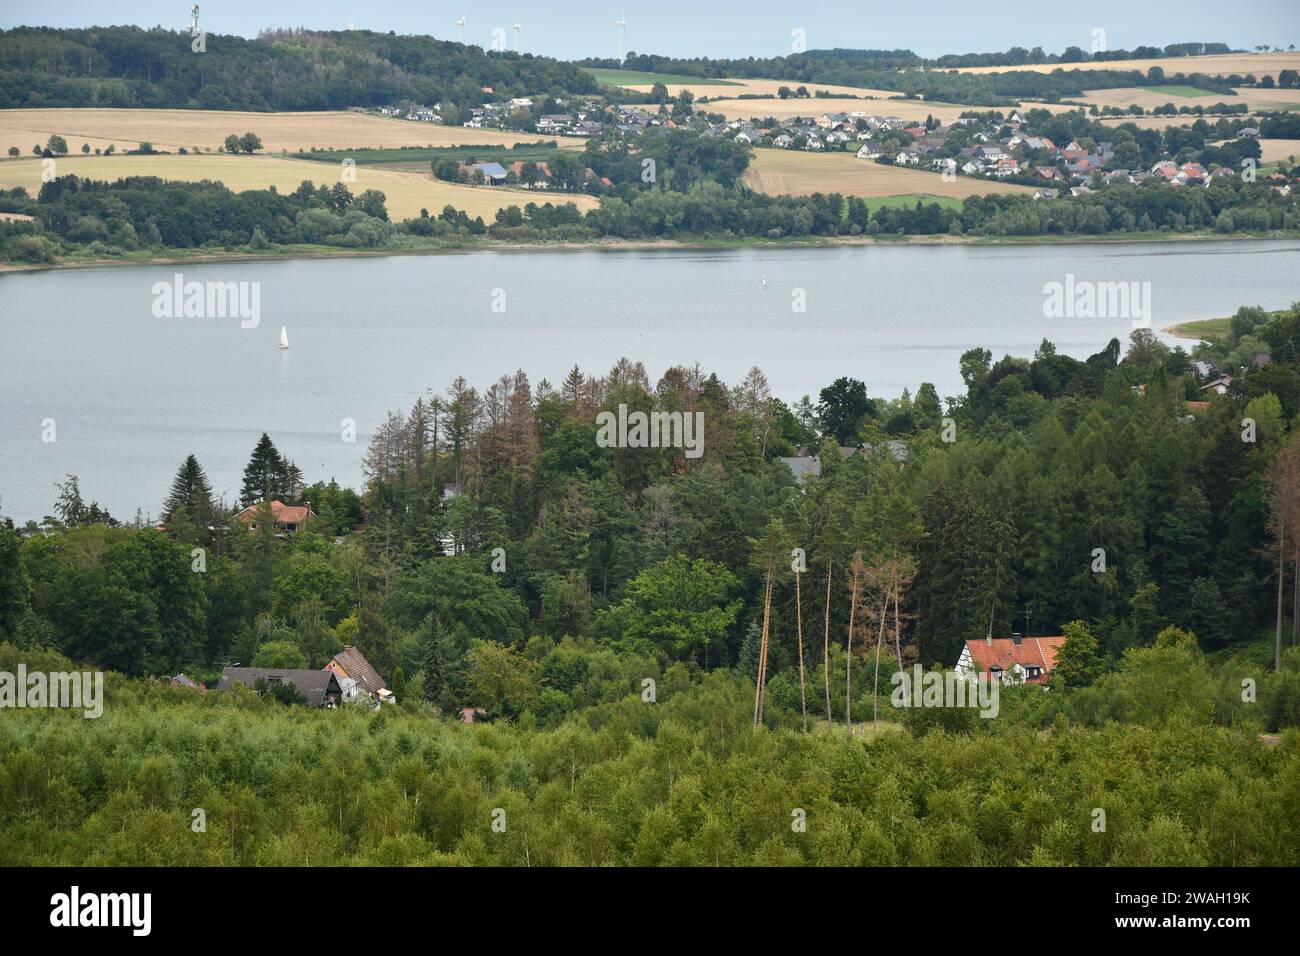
[240, 433, 288, 507]
[166, 455, 217, 520]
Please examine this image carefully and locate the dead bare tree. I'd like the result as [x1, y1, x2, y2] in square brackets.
[754, 560, 774, 727]
[823, 555, 833, 732]
[846, 551, 864, 737]
[872, 565, 890, 732]
[795, 557, 807, 733]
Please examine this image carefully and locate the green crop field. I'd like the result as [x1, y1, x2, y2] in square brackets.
[862, 194, 965, 212]
[1146, 84, 1218, 97]
[584, 68, 740, 88]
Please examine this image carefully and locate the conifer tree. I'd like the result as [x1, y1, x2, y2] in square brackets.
[422, 612, 445, 705]
[240, 433, 286, 507]
[163, 454, 217, 540]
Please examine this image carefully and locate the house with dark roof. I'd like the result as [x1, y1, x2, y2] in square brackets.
[218, 668, 345, 707]
[326, 646, 392, 703]
[954, 634, 1066, 686]
[778, 442, 908, 486]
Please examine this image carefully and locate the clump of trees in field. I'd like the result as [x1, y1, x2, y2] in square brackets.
[222, 132, 262, 154]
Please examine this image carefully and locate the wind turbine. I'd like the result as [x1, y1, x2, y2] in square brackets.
[456, 14, 466, 43]
[615, 13, 626, 63]
[513, 23, 521, 52]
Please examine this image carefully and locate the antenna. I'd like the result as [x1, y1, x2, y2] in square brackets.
[456, 14, 466, 43]
[513, 23, 521, 53]
[189, 4, 200, 37]
[615, 13, 627, 63]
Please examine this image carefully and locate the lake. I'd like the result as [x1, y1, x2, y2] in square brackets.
[2, 239, 1298, 522]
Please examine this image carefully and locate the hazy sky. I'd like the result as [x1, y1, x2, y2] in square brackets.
[2, 0, 1296, 61]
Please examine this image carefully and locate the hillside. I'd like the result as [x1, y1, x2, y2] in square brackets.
[0, 26, 599, 111]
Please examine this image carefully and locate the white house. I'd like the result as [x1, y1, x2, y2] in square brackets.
[954, 634, 1066, 687]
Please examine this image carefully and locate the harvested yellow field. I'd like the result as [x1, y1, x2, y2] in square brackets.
[955, 51, 1300, 82]
[1251, 139, 1299, 164]
[707, 95, 1076, 124]
[0, 211, 32, 221]
[1097, 115, 1211, 130]
[0, 108, 582, 158]
[1077, 85, 1300, 113]
[1227, 87, 1300, 110]
[0, 154, 598, 221]
[742, 148, 1034, 200]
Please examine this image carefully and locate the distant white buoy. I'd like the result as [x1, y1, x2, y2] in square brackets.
[279, 326, 289, 350]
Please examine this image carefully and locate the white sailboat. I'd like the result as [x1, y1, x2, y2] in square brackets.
[761, 272, 767, 289]
[278, 326, 289, 350]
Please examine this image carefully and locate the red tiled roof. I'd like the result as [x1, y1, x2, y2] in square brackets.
[509, 160, 552, 176]
[235, 500, 316, 525]
[963, 636, 1066, 684]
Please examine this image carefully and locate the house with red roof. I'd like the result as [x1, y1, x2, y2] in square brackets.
[954, 634, 1066, 686]
[235, 500, 316, 534]
[509, 160, 552, 186]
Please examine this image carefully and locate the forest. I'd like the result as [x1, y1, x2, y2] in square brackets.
[2, 301, 1300, 864]
[0, 26, 599, 111]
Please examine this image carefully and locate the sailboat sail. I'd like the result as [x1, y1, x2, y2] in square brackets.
[279, 326, 289, 349]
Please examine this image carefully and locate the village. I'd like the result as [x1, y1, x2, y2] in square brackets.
[365, 90, 1296, 201]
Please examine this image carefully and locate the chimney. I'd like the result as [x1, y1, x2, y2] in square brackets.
[1011, 633, 1023, 646]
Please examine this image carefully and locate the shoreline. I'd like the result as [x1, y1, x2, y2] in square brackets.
[3, 229, 1298, 275]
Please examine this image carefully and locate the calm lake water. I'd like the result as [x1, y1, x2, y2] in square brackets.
[2, 240, 1299, 522]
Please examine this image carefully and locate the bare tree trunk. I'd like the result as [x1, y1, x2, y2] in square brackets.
[796, 565, 807, 734]
[872, 571, 891, 732]
[1293, 552, 1298, 648]
[823, 557, 833, 732]
[754, 562, 773, 728]
[1277, 523, 1285, 673]
[759, 571, 773, 724]
[893, 583, 905, 673]
[846, 558, 860, 738]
